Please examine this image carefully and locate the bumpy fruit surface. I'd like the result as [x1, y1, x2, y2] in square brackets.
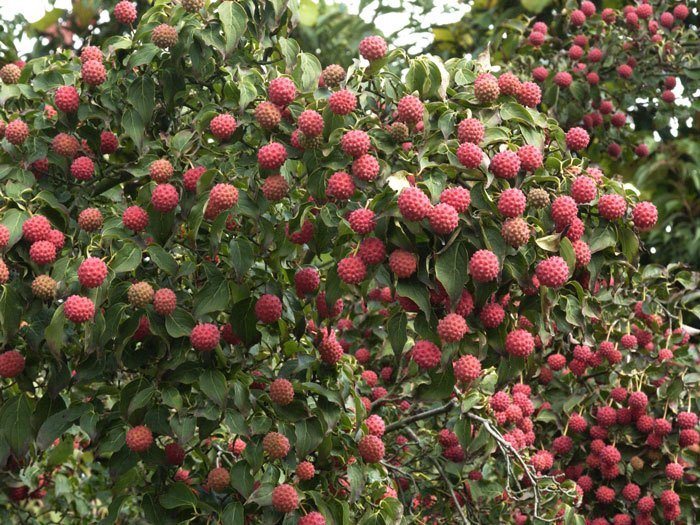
[501, 218, 530, 247]
[52, 133, 80, 157]
[263, 431, 290, 459]
[77, 208, 103, 232]
[81, 60, 106, 86]
[566, 127, 590, 151]
[358, 435, 385, 463]
[151, 183, 179, 213]
[328, 89, 357, 115]
[535, 256, 569, 288]
[54, 86, 80, 113]
[125, 425, 153, 452]
[437, 313, 468, 343]
[100, 131, 119, 154]
[5, 119, 29, 145]
[29, 241, 57, 265]
[517, 82, 541, 107]
[632, 201, 657, 231]
[71, 156, 94, 181]
[474, 73, 500, 103]
[164, 442, 185, 465]
[428, 203, 459, 234]
[352, 154, 380, 181]
[153, 288, 177, 316]
[598, 194, 627, 220]
[412, 340, 441, 369]
[78, 257, 108, 288]
[128, 282, 154, 307]
[457, 118, 484, 144]
[258, 142, 287, 170]
[397, 95, 424, 125]
[490, 151, 521, 179]
[359, 36, 388, 61]
[321, 64, 345, 87]
[32, 275, 57, 299]
[0, 63, 21, 84]
[0, 351, 25, 378]
[207, 467, 230, 492]
[398, 187, 431, 221]
[268, 77, 296, 106]
[469, 250, 499, 282]
[505, 329, 535, 357]
[189, 323, 220, 352]
[255, 294, 282, 324]
[389, 249, 417, 278]
[271, 484, 298, 513]
[453, 354, 481, 382]
[209, 114, 237, 141]
[182, 0, 205, 13]
[64, 295, 95, 323]
[152, 24, 178, 48]
[269, 378, 294, 405]
[498, 188, 526, 218]
[113, 1, 137, 24]
[457, 143, 483, 169]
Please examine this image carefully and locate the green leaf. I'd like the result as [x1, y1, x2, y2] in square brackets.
[221, 502, 245, 525]
[295, 418, 324, 457]
[416, 368, 455, 401]
[36, 404, 89, 449]
[128, 76, 156, 122]
[193, 267, 230, 317]
[536, 233, 561, 252]
[396, 281, 431, 319]
[0, 208, 29, 250]
[294, 52, 322, 93]
[347, 463, 366, 504]
[229, 238, 255, 280]
[165, 308, 195, 338]
[127, 44, 160, 69]
[122, 108, 145, 150]
[159, 482, 198, 510]
[0, 286, 22, 343]
[218, 1, 248, 54]
[0, 394, 34, 454]
[299, 0, 319, 25]
[521, 0, 552, 13]
[44, 304, 66, 352]
[387, 313, 407, 356]
[619, 228, 639, 261]
[128, 386, 156, 415]
[500, 102, 535, 125]
[199, 370, 228, 406]
[147, 245, 178, 275]
[111, 241, 142, 273]
[435, 241, 469, 303]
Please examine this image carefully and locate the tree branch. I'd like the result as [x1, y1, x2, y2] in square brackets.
[384, 398, 458, 433]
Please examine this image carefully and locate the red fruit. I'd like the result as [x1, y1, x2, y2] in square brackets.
[531, 450, 553, 472]
[389, 249, 417, 278]
[318, 329, 344, 364]
[469, 249, 499, 282]
[50, 133, 79, 158]
[0, 351, 25, 378]
[263, 431, 290, 458]
[296, 461, 316, 480]
[398, 186, 431, 221]
[254, 102, 282, 131]
[680, 428, 699, 447]
[209, 114, 237, 141]
[397, 95, 424, 125]
[536, 256, 569, 288]
[81, 60, 106, 86]
[261, 175, 288, 202]
[122, 206, 149, 232]
[660, 489, 679, 508]
[637, 496, 654, 514]
[501, 218, 530, 247]
[595, 486, 615, 504]
[528, 31, 545, 46]
[632, 201, 657, 231]
[326, 171, 355, 200]
[0, 225, 9, 248]
[410, 339, 442, 370]
[453, 354, 481, 382]
[479, 302, 505, 328]
[570, 9, 586, 26]
[358, 435, 385, 463]
[598, 194, 627, 220]
[566, 127, 590, 151]
[338, 256, 366, 284]
[498, 73, 521, 96]
[298, 110, 324, 137]
[348, 208, 376, 235]
[554, 71, 573, 88]
[677, 411, 698, 429]
[428, 203, 459, 234]
[365, 414, 386, 437]
[665, 462, 683, 480]
[517, 145, 543, 172]
[29, 240, 56, 265]
[550, 196, 578, 228]
[271, 484, 298, 513]
[269, 378, 294, 405]
[674, 4, 689, 20]
[22, 215, 51, 243]
[341, 130, 370, 158]
[113, 1, 137, 24]
[151, 183, 179, 213]
[189, 323, 220, 352]
[456, 142, 483, 169]
[517, 82, 541, 107]
[489, 151, 521, 179]
[294, 267, 320, 296]
[440, 187, 471, 212]
[153, 288, 177, 315]
[358, 237, 386, 265]
[457, 118, 484, 144]
[287, 220, 315, 245]
[149, 159, 173, 183]
[552, 435, 572, 455]
[5, 119, 29, 146]
[359, 36, 387, 61]
[532, 67, 548, 82]
[164, 442, 185, 465]
[100, 131, 119, 154]
[547, 353, 566, 371]
[328, 89, 357, 115]
[78, 257, 107, 288]
[571, 176, 597, 204]
[80, 46, 103, 63]
[474, 73, 500, 103]
[258, 142, 287, 170]
[125, 425, 152, 452]
[54, 86, 80, 113]
[505, 329, 534, 357]
[268, 77, 297, 106]
[64, 295, 95, 323]
[255, 294, 282, 324]
[299, 512, 326, 525]
[207, 467, 230, 492]
[437, 313, 468, 343]
[351, 154, 380, 182]
[498, 188, 526, 218]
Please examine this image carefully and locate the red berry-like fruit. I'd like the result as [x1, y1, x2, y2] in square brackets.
[359, 36, 387, 61]
[566, 127, 590, 151]
[437, 313, 468, 343]
[358, 435, 385, 463]
[152, 24, 178, 48]
[269, 378, 294, 405]
[517, 82, 542, 107]
[505, 329, 535, 357]
[54, 86, 80, 113]
[81, 60, 107, 86]
[80, 46, 103, 63]
[29, 240, 56, 265]
[271, 484, 299, 513]
[341, 130, 370, 158]
[296, 461, 316, 480]
[0, 351, 25, 378]
[480, 302, 505, 329]
[428, 203, 459, 234]
[632, 201, 657, 231]
[294, 267, 320, 296]
[490, 150, 521, 179]
[255, 294, 282, 324]
[397, 95, 424, 125]
[457, 142, 483, 169]
[457, 118, 484, 144]
[263, 432, 291, 458]
[469, 249, 499, 282]
[23, 215, 51, 243]
[52, 133, 80, 157]
[164, 442, 185, 465]
[122, 206, 149, 232]
[412, 340, 441, 369]
[64, 295, 95, 323]
[550, 195, 578, 228]
[440, 187, 471, 213]
[151, 183, 179, 213]
[598, 194, 627, 221]
[190, 323, 220, 352]
[113, 1, 137, 24]
[498, 72, 521, 96]
[261, 175, 289, 202]
[358, 237, 386, 265]
[517, 145, 543, 172]
[474, 73, 500, 104]
[254, 101, 282, 130]
[299, 512, 326, 525]
[535, 256, 569, 288]
[348, 208, 376, 235]
[328, 89, 357, 115]
[258, 142, 287, 170]
[153, 288, 177, 316]
[209, 114, 237, 141]
[5, 119, 29, 146]
[268, 77, 297, 106]
[78, 257, 107, 288]
[70, 156, 94, 181]
[498, 188, 526, 218]
[125, 425, 153, 452]
[100, 131, 119, 154]
[453, 354, 481, 382]
[389, 249, 417, 278]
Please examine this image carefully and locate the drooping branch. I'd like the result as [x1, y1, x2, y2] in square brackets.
[384, 398, 458, 433]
